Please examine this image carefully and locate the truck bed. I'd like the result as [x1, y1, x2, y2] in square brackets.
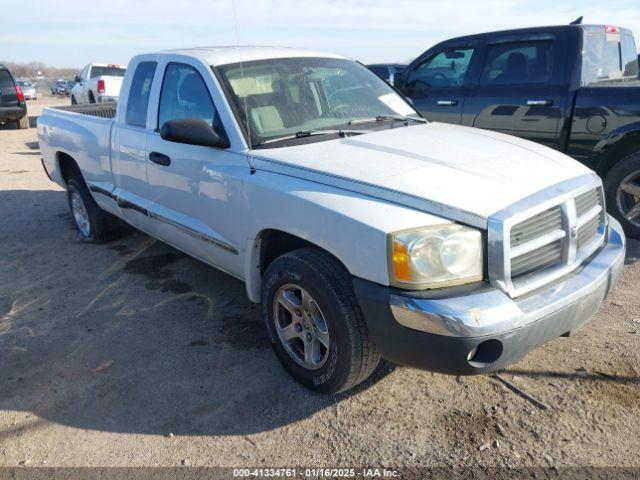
[52, 103, 117, 119]
[37, 103, 117, 191]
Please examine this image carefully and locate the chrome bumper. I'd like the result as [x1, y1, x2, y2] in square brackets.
[390, 216, 626, 338]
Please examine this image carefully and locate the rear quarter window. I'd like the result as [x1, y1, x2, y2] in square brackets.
[125, 61, 157, 127]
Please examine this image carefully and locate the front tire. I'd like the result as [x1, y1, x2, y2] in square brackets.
[71, 95, 77, 105]
[605, 152, 640, 239]
[66, 176, 120, 243]
[261, 248, 380, 394]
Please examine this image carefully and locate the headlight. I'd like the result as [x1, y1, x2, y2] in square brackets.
[389, 224, 483, 289]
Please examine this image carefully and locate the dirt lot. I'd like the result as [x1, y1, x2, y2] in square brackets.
[0, 96, 639, 470]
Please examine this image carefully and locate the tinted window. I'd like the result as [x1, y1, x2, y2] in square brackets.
[407, 47, 475, 88]
[158, 63, 218, 129]
[125, 61, 157, 127]
[480, 41, 554, 85]
[0, 69, 14, 89]
[90, 66, 126, 78]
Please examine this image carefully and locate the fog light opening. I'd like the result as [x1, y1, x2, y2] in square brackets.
[467, 339, 503, 368]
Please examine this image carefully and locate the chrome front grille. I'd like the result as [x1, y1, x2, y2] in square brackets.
[488, 175, 607, 298]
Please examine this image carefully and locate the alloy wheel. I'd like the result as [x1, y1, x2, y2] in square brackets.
[617, 171, 640, 228]
[70, 190, 91, 238]
[273, 283, 330, 370]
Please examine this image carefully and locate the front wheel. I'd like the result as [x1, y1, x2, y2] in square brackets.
[261, 248, 380, 394]
[605, 152, 640, 239]
[71, 95, 77, 105]
[67, 176, 121, 243]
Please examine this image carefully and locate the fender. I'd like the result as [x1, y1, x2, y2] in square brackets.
[240, 169, 450, 303]
[593, 121, 640, 175]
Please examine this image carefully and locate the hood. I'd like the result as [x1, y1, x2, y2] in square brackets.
[250, 122, 593, 228]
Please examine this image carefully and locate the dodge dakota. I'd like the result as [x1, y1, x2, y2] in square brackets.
[38, 47, 626, 393]
[395, 23, 640, 239]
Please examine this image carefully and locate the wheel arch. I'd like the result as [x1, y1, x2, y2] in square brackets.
[57, 151, 82, 186]
[243, 228, 350, 303]
[594, 123, 640, 176]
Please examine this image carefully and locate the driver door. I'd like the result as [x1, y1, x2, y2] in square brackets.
[401, 45, 477, 125]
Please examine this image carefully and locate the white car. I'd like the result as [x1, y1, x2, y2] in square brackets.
[38, 47, 625, 393]
[70, 63, 126, 105]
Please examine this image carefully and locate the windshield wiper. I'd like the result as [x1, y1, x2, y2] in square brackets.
[347, 115, 427, 126]
[254, 128, 366, 146]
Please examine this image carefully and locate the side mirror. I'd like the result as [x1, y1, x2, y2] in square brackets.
[74, 75, 80, 83]
[160, 118, 230, 149]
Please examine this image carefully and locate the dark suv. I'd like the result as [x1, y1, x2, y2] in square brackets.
[0, 65, 28, 129]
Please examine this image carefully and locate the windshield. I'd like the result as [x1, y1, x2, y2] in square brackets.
[582, 32, 639, 85]
[90, 66, 126, 78]
[215, 57, 419, 147]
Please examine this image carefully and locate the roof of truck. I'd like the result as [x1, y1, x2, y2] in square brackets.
[160, 46, 349, 66]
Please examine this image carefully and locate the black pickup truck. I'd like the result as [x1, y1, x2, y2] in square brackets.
[395, 24, 640, 238]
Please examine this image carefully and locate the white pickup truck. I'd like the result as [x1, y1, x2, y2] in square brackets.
[70, 63, 126, 105]
[38, 47, 626, 393]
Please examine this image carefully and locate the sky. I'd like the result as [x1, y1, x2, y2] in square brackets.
[1, 0, 639, 69]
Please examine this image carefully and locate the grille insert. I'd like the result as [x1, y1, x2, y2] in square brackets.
[502, 185, 606, 296]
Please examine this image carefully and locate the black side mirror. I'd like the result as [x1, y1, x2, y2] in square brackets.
[160, 118, 230, 149]
[74, 75, 80, 83]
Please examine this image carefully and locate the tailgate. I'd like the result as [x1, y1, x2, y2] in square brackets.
[103, 76, 124, 97]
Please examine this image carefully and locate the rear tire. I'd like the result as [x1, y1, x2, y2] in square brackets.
[66, 176, 121, 243]
[71, 96, 77, 105]
[88, 92, 95, 104]
[16, 115, 29, 129]
[604, 152, 640, 239]
[261, 247, 380, 394]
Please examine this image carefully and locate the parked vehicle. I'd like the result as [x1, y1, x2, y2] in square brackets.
[367, 63, 406, 86]
[395, 24, 640, 238]
[38, 47, 625, 393]
[17, 81, 38, 100]
[52, 79, 66, 95]
[0, 65, 28, 129]
[70, 63, 126, 105]
[65, 80, 76, 95]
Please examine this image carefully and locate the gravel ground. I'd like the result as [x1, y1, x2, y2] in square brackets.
[0, 96, 639, 470]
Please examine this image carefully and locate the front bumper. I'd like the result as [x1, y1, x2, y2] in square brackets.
[354, 217, 626, 375]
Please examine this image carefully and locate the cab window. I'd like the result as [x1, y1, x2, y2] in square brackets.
[407, 47, 475, 90]
[158, 63, 221, 131]
[480, 41, 555, 85]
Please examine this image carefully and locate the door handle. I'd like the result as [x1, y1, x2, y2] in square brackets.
[526, 99, 553, 106]
[149, 151, 171, 166]
[436, 100, 458, 106]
